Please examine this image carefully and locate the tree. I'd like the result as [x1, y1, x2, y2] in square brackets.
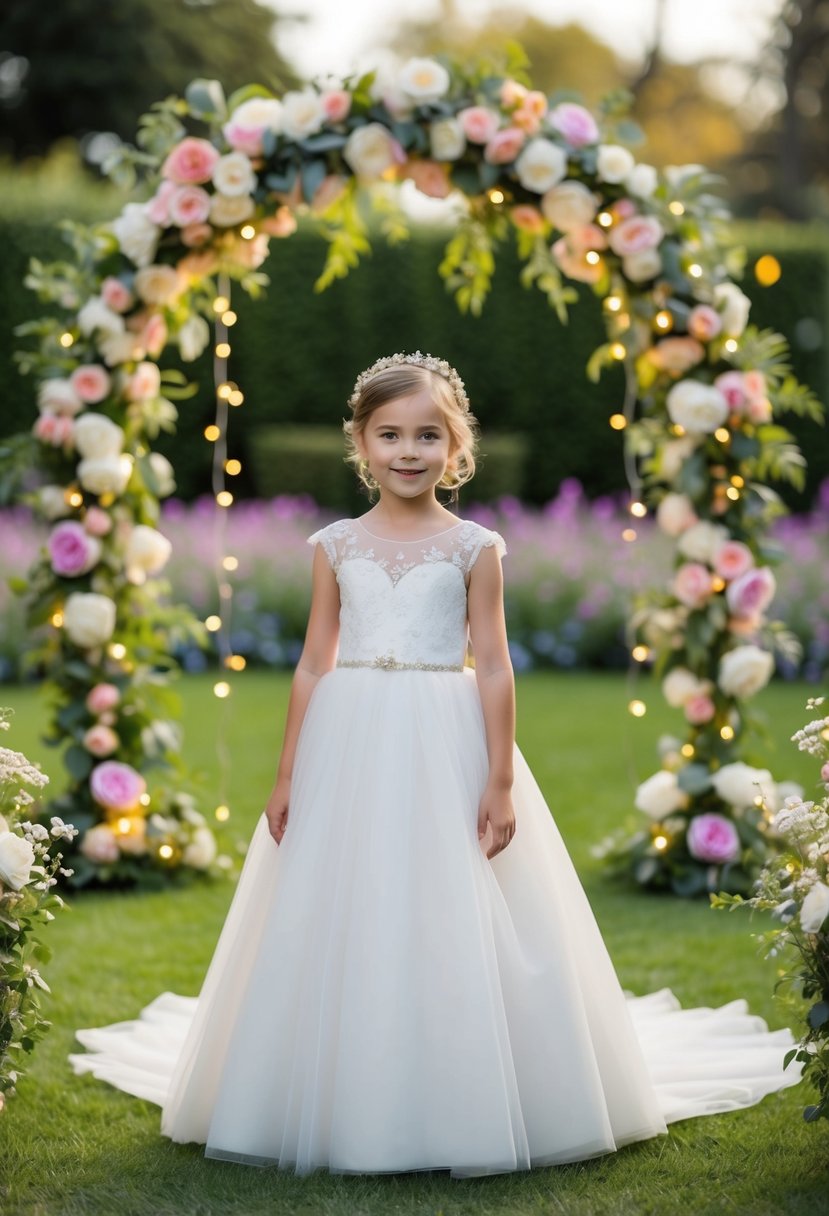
[0, 0, 301, 159]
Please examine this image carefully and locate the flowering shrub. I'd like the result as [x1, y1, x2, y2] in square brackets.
[713, 696, 829, 1123]
[0, 707, 74, 1112]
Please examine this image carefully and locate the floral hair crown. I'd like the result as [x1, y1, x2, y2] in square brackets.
[348, 351, 471, 415]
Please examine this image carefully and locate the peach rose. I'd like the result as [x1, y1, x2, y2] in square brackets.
[83, 724, 120, 757]
[261, 205, 299, 236]
[126, 361, 161, 401]
[673, 562, 714, 608]
[499, 80, 528, 108]
[70, 364, 111, 404]
[83, 506, 112, 537]
[100, 277, 133, 313]
[608, 214, 663, 256]
[399, 158, 452, 198]
[512, 105, 542, 135]
[321, 88, 351, 123]
[510, 204, 546, 234]
[458, 106, 501, 145]
[484, 126, 526, 164]
[713, 540, 754, 581]
[688, 304, 722, 342]
[146, 180, 177, 225]
[161, 137, 220, 185]
[33, 412, 74, 448]
[685, 694, 716, 725]
[139, 312, 168, 358]
[648, 337, 705, 374]
[86, 682, 121, 714]
[180, 222, 213, 247]
[551, 224, 608, 284]
[169, 185, 212, 227]
[743, 370, 767, 401]
[745, 397, 772, 424]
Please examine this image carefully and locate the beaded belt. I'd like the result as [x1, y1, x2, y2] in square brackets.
[337, 654, 464, 672]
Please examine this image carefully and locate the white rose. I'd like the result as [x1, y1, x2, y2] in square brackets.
[430, 117, 466, 161]
[77, 454, 133, 496]
[141, 718, 182, 757]
[63, 591, 117, 648]
[677, 520, 730, 563]
[622, 248, 662, 282]
[659, 436, 696, 481]
[80, 822, 120, 864]
[209, 193, 255, 227]
[228, 96, 283, 135]
[540, 180, 597, 232]
[776, 781, 805, 810]
[0, 831, 36, 890]
[212, 151, 257, 197]
[38, 485, 71, 520]
[626, 162, 658, 198]
[662, 667, 710, 708]
[177, 315, 211, 362]
[711, 761, 776, 809]
[98, 330, 142, 367]
[110, 202, 160, 268]
[38, 379, 83, 417]
[718, 645, 775, 698]
[73, 413, 124, 459]
[148, 452, 176, 497]
[344, 123, 398, 180]
[183, 825, 218, 870]
[713, 281, 752, 337]
[800, 881, 829, 933]
[666, 380, 729, 434]
[664, 163, 706, 187]
[125, 524, 172, 584]
[77, 296, 125, 339]
[515, 138, 567, 194]
[134, 264, 183, 307]
[635, 769, 690, 819]
[642, 606, 686, 648]
[281, 88, 326, 140]
[656, 492, 697, 537]
[398, 57, 450, 103]
[597, 144, 635, 184]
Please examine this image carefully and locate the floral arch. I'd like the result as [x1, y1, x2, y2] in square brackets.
[12, 52, 820, 893]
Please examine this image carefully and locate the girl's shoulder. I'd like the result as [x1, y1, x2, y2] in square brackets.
[306, 517, 506, 568]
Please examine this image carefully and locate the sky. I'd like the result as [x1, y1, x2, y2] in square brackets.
[270, 0, 783, 81]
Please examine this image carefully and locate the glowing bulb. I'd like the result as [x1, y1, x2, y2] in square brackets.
[711, 576, 726, 592]
[585, 250, 601, 266]
[116, 816, 132, 834]
[687, 263, 703, 278]
[108, 642, 127, 659]
[653, 834, 668, 850]
[240, 224, 256, 239]
[215, 342, 231, 359]
[610, 342, 626, 360]
[59, 332, 74, 348]
[222, 310, 237, 326]
[605, 295, 622, 312]
[225, 654, 247, 671]
[222, 555, 239, 571]
[216, 490, 234, 507]
[158, 843, 174, 860]
[215, 804, 230, 821]
[754, 794, 765, 807]
[681, 743, 695, 758]
[629, 501, 647, 518]
[140, 792, 151, 806]
[632, 645, 650, 662]
[213, 681, 231, 698]
[671, 424, 686, 437]
[730, 474, 744, 487]
[488, 189, 504, 204]
[628, 699, 647, 717]
[204, 424, 221, 441]
[225, 458, 241, 475]
[714, 427, 730, 443]
[654, 310, 673, 331]
[67, 490, 84, 507]
[205, 614, 221, 631]
[622, 527, 637, 542]
[228, 389, 245, 407]
[597, 211, 613, 227]
[213, 296, 230, 313]
[724, 338, 738, 353]
[726, 486, 740, 501]
[217, 382, 233, 400]
[755, 254, 781, 287]
[668, 200, 685, 216]
[50, 610, 63, 627]
[609, 413, 627, 430]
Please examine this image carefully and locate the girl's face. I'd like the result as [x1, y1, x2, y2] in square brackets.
[356, 388, 456, 504]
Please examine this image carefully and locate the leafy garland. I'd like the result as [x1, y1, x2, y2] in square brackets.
[3, 46, 822, 890]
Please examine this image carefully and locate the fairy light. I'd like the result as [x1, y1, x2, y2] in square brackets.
[597, 210, 613, 227]
[714, 427, 730, 443]
[225, 654, 247, 671]
[66, 490, 84, 507]
[609, 413, 627, 430]
[108, 642, 126, 659]
[205, 615, 221, 631]
[668, 201, 685, 216]
[216, 490, 234, 507]
[687, 263, 703, 278]
[605, 295, 622, 312]
[221, 310, 237, 326]
[240, 225, 256, 240]
[50, 610, 63, 627]
[724, 338, 738, 353]
[212, 296, 230, 313]
[228, 389, 245, 407]
[225, 459, 241, 475]
[755, 254, 782, 287]
[632, 645, 650, 662]
[215, 342, 231, 359]
[213, 681, 231, 698]
[654, 310, 673, 331]
[730, 474, 744, 487]
[629, 500, 647, 518]
[628, 699, 647, 717]
[726, 486, 740, 501]
[622, 527, 637, 542]
[204, 424, 220, 441]
[217, 382, 233, 400]
[215, 804, 230, 822]
[158, 843, 174, 860]
[59, 331, 74, 348]
[222, 555, 239, 571]
[139, 792, 151, 806]
[610, 342, 626, 360]
[681, 743, 695, 758]
[671, 424, 686, 436]
[585, 250, 601, 265]
[488, 189, 504, 204]
[711, 575, 726, 592]
[653, 833, 669, 851]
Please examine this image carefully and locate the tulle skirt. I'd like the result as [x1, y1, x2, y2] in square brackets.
[70, 667, 801, 1177]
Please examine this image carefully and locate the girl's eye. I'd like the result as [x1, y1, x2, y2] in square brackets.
[380, 432, 397, 440]
[421, 432, 439, 440]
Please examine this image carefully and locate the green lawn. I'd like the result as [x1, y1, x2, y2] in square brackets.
[0, 672, 826, 1216]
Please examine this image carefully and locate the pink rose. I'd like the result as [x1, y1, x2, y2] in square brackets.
[551, 225, 607, 284]
[177, 250, 220, 279]
[80, 824, 120, 864]
[743, 370, 767, 401]
[648, 337, 705, 374]
[547, 102, 599, 147]
[510, 204, 546, 233]
[484, 126, 526, 164]
[687, 813, 740, 864]
[399, 158, 452, 198]
[821, 762, 829, 783]
[714, 371, 747, 412]
[512, 106, 542, 135]
[458, 106, 501, 145]
[688, 305, 722, 342]
[714, 540, 754, 581]
[84, 506, 112, 537]
[685, 694, 716, 725]
[70, 364, 111, 404]
[499, 80, 528, 108]
[673, 562, 714, 608]
[100, 277, 133, 313]
[180, 221, 214, 247]
[33, 412, 74, 448]
[230, 233, 270, 269]
[146, 180, 178, 225]
[168, 185, 212, 227]
[745, 397, 772, 424]
[728, 613, 763, 637]
[83, 724, 120, 757]
[161, 137, 220, 185]
[139, 312, 168, 358]
[48, 521, 101, 577]
[261, 205, 299, 236]
[90, 759, 146, 811]
[86, 683, 121, 714]
[126, 361, 161, 401]
[321, 89, 351, 123]
[609, 198, 637, 222]
[726, 567, 776, 618]
[608, 215, 663, 256]
[522, 90, 548, 119]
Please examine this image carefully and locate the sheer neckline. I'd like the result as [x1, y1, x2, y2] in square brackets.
[355, 516, 465, 543]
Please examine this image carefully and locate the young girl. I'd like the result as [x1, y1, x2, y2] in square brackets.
[71, 351, 801, 1178]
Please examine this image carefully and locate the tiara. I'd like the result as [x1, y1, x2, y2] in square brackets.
[348, 351, 471, 415]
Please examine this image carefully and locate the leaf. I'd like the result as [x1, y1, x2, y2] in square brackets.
[300, 159, 328, 205]
[185, 79, 227, 121]
[677, 765, 714, 796]
[298, 132, 347, 154]
[807, 1000, 829, 1030]
[63, 745, 93, 781]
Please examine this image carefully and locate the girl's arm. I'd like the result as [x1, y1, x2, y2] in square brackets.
[467, 543, 516, 858]
[265, 544, 340, 843]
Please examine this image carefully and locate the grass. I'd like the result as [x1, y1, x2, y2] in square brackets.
[0, 671, 827, 1216]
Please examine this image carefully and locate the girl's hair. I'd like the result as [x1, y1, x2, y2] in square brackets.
[343, 363, 480, 502]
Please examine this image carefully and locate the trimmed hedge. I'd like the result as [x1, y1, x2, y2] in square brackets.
[1, 218, 826, 507]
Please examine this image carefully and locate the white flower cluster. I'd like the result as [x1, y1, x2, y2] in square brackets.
[792, 716, 829, 757]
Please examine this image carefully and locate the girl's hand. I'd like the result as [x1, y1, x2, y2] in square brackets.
[265, 776, 291, 845]
[477, 783, 516, 859]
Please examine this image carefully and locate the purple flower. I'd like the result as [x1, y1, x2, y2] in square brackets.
[687, 813, 740, 864]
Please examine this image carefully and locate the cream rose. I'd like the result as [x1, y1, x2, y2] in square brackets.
[718, 645, 775, 698]
[38, 379, 83, 418]
[77, 454, 133, 496]
[515, 138, 567, 194]
[73, 413, 124, 459]
[38, 485, 71, 520]
[125, 525, 173, 584]
[110, 203, 160, 268]
[148, 452, 176, 496]
[178, 315, 211, 362]
[622, 248, 662, 283]
[677, 520, 730, 564]
[209, 193, 255, 227]
[344, 123, 399, 180]
[801, 882, 829, 933]
[711, 761, 776, 809]
[666, 380, 729, 435]
[540, 180, 597, 232]
[183, 825, 218, 869]
[656, 493, 698, 537]
[212, 151, 257, 197]
[281, 88, 326, 140]
[596, 144, 635, 184]
[659, 436, 696, 481]
[626, 163, 658, 197]
[714, 281, 751, 337]
[134, 264, 183, 307]
[662, 667, 711, 708]
[77, 296, 125, 339]
[635, 770, 690, 819]
[429, 117, 466, 161]
[80, 823, 120, 864]
[63, 592, 117, 648]
[0, 831, 36, 890]
[398, 57, 450, 103]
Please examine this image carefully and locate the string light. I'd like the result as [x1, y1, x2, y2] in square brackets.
[724, 338, 738, 353]
[628, 699, 647, 717]
[668, 201, 685, 216]
[205, 615, 221, 631]
[632, 645, 651, 662]
[714, 427, 730, 443]
[50, 610, 63, 627]
[610, 342, 626, 360]
[212, 296, 230, 313]
[622, 527, 637, 542]
[597, 211, 613, 227]
[213, 681, 231, 698]
[225, 654, 247, 671]
[755, 254, 781, 286]
[215, 342, 231, 358]
[225, 458, 242, 475]
[139, 792, 151, 806]
[681, 743, 695, 757]
[609, 413, 627, 430]
[221, 310, 237, 326]
[216, 490, 233, 507]
[654, 310, 673, 331]
[671, 424, 685, 436]
[108, 642, 127, 659]
[653, 833, 669, 851]
[711, 575, 726, 592]
[604, 295, 623, 312]
[158, 843, 175, 860]
[204, 424, 221, 441]
[488, 189, 504, 204]
[240, 225, 256, 239]
[215, 804, 230, 822]
[726, 486, 740, 501]
[217, 382, 233, 400]
[228, 390, 245, 406]
[222, 555, 239, 571]
[629, 501, 647, 518]
[585, 250, 601, 265]
[687, 263, 703, 278]
[730, 474, 744, 487]
[59, 332, 74, 348]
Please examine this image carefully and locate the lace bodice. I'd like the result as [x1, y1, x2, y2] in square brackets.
[306, 517, 507, 668]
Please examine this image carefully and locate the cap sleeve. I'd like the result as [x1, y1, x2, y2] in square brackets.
[467, 525, 507, 573]
[306, 523, 338, 573]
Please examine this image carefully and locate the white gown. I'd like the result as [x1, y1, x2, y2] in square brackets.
[69, 516, 802, 1178]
